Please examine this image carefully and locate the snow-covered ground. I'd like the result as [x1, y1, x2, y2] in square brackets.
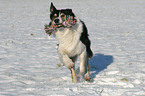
[0, 0, 145, 95]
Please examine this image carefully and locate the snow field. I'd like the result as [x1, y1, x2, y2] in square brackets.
[0, 0, 145, 96]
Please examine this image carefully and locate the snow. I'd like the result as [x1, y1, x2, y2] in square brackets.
[0, 0, 145, 96]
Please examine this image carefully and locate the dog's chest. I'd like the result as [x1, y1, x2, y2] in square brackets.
[54, 22, 85, 56]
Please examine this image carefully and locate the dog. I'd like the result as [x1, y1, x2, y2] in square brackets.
[47, 3, 93, 82]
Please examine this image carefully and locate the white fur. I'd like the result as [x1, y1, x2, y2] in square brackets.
[53, 18, 87, 74]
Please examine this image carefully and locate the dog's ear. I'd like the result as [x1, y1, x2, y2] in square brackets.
[66, 9, 75, 17]
[50, 2, 57, 13]
[66, 9, 72, 13]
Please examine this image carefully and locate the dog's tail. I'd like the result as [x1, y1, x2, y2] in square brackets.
[86, 47, 93, 58]
[80, 20, 93, 58]
[84, 38, 93, 58]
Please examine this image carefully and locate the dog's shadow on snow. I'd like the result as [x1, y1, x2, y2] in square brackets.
[89, 54, 114, 82]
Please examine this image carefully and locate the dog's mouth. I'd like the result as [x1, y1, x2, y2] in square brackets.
[45, 16, 77, 36]
[53, 16, 77, 28]
[54, 23, 64, 28]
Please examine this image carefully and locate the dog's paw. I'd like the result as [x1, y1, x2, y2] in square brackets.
[67, 63, 75, 69]
[84, 75, 91, 81]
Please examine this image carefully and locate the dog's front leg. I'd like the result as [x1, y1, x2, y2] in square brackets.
[58, 52, 77, 82]
[70, 67, 77, 82]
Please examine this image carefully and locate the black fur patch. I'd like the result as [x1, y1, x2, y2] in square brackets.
[80, 20, 93, 58]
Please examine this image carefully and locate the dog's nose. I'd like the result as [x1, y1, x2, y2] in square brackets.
[54, 19, 59, 23]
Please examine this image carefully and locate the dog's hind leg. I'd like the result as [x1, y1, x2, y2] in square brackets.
[84, 58, 91, 81]
[78, 49, 91, 81]
[78, 49, 87, 77]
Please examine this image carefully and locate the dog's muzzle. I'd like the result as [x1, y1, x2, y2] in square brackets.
[44, 15, 77, 36]
[54, 15, 76, 28]
[54, 19, 59, 23]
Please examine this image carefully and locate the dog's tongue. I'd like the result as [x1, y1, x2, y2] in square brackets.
[55, 23, 63, 28]
[54, 24, 64, 28]
[56, 25, 62, 27]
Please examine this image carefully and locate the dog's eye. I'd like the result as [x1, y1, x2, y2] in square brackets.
[54, 14, 57, 18]
[54, 16, 57, 18]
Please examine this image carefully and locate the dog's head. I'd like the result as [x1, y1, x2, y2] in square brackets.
[50, 2, 76, 28]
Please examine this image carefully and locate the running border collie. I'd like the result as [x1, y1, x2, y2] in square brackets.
[48, 3, 93, 82]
